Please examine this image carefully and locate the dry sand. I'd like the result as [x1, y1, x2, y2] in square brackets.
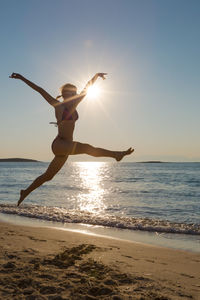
[0, 221, 200, 299]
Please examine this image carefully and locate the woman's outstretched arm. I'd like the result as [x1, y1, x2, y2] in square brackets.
[9, 73, 59, 107]
[80, 72, 107, 96]
[72, 72, 107, 107]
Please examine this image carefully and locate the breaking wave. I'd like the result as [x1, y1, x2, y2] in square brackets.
[0, 204, 199, 235]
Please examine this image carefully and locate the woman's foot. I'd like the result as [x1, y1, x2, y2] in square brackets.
[17, 190, 26, 207]
[115, 147, 134, 162]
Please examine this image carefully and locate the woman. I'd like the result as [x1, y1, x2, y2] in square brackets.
[10, 72, 134, 206]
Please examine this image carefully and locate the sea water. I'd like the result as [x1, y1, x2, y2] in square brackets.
[0, 162, 199, 252]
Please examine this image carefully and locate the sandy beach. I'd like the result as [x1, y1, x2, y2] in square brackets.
[0, 221, 199, 299]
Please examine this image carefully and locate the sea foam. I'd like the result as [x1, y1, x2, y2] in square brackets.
[0, 204, 199, 235]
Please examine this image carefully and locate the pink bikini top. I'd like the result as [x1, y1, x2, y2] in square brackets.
[62, 107, 78, 121]
[50, 104, 79, 126]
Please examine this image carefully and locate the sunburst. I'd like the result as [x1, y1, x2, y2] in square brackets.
[86, 85, 101, 100]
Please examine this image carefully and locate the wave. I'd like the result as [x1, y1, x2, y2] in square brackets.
[0, 204, 199, 235]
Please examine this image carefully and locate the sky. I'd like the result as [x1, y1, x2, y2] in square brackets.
[0, 0, 200, 162]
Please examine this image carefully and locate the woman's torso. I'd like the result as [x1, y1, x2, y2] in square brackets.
[54, 103, 78, 140]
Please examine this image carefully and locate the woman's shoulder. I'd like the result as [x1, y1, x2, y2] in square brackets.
[54, 102, 65, 111]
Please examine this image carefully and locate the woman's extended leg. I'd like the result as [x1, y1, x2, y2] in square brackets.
[18, 155, 68, 206]
[72, 142, 134, 161]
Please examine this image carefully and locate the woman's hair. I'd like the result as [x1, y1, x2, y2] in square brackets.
[56, 83, 77, 99]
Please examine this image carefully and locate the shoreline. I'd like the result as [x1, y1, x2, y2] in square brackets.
[0, 211, 199, 254]
[0, 220, 200, 299]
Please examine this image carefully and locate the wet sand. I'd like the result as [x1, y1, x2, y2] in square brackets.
[0, 221, 200, 299]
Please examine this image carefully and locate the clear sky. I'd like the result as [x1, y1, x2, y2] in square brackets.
[0, 0, 200, 162]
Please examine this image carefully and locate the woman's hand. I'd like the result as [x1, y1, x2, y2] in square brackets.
[97, 73, 107, 80]
[79, 72, 108, 97]
[9, 73, 23, 80]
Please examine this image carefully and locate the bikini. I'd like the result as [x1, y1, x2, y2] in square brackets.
[50, 106, 78, 126]
[62, 106, 78, 121]
[51, 106, 78, 154]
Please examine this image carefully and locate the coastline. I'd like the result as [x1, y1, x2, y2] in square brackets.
[0, 220, 200, 299]
[1, 211, 200, 253]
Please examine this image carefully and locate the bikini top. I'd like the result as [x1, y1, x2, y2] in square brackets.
[62, 106, 78, 121]
[50, 106, 78, 126]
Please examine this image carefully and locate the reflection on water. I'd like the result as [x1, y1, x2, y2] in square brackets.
[75, 162, 107, 214]
[1, 162, 200, 226]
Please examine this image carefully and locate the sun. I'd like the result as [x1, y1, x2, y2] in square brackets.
[86, 85, 101, 100]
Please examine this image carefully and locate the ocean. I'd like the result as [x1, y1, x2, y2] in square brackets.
[0, 161, 199, 252]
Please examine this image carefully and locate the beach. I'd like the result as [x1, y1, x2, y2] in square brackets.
[0, 221, 200, 299]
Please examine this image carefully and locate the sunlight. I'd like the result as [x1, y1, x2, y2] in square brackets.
[75, 162, 107, 214]
[86, 85, 101, 100]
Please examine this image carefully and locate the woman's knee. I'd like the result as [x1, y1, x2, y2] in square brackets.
[84, 143, 93, 152]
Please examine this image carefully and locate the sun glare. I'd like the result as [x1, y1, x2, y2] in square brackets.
[75, 162, 107, 214]
[86, 85, 101, 100]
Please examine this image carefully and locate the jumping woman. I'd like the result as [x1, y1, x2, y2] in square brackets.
[10, 72, 134, 206]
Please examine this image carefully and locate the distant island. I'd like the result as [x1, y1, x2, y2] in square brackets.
[0, 158, 40, 162]
[137, 161, 165, 163]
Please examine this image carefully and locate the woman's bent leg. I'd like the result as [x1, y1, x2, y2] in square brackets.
[18, 155, 68, 206]
[72, 142, 134, 161]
